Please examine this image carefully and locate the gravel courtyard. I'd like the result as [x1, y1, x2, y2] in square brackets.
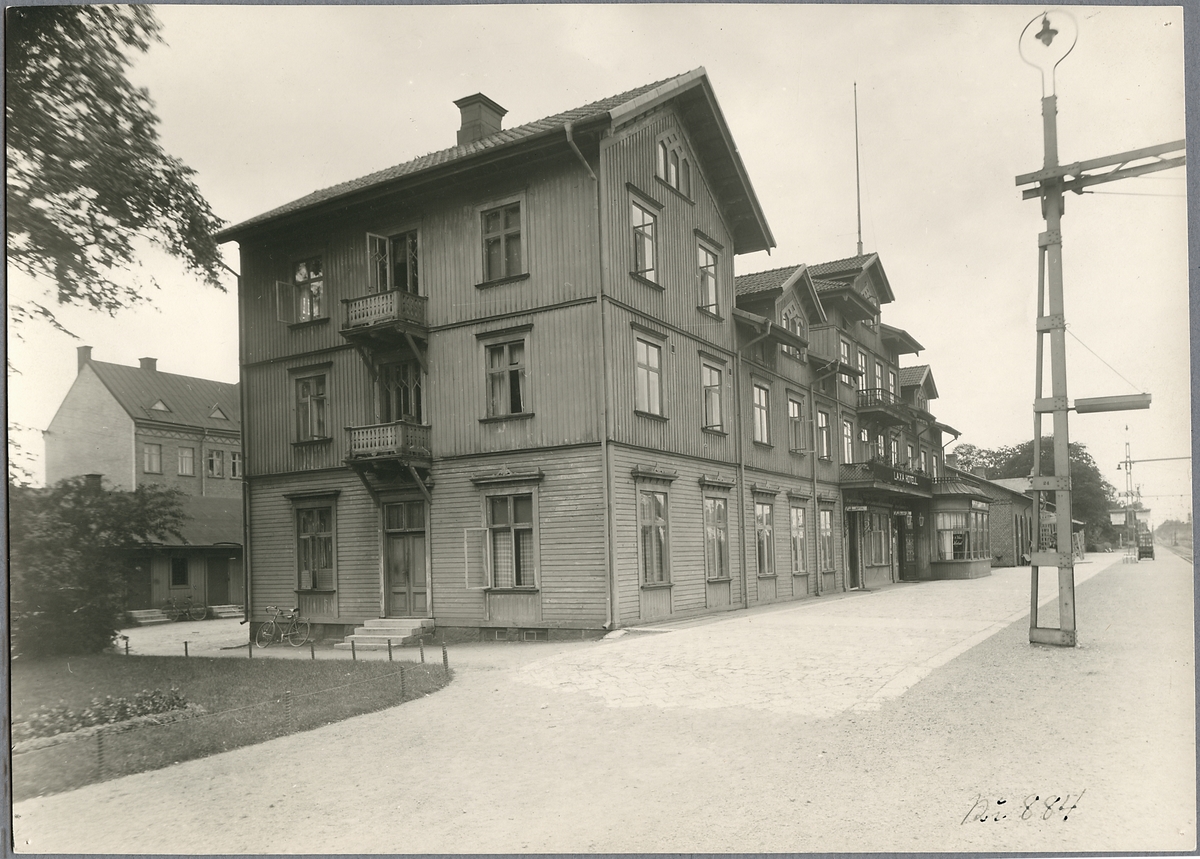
[11, 551, 1194, 853]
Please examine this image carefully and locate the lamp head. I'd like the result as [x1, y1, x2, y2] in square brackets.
[1020, 9, 1078, 97]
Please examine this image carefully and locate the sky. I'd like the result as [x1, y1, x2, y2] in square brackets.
[7, 3, 1193, 521]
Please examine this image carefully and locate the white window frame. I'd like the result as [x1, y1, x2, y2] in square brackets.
[635, 337, 663, 416]
[481, 200, 524, 283]
[177, 446, 194, 476]
[753, 383, 770, 444]
[701, 361, 723, 431]
[485, 492, 539, 589]
[818, 506, 835, 571]
[206, 449, 224, 478]
[703, 495, 730, 581]
[367, 229, 420, 295]
[697, 243, 719, 314]
[791, 504, 808, 574]
[755, 500, 775, 578]
[638, 488, 671, 585]
[144, 443, 162, 474]
[486, 340, 529, 418]
[842, 420, 854, 464]
[294, 497, 337, 592]
[631, 199, 658, 284]
[230, 451, 242, 479]
[295, 373, 329, 441]
[817, 411, 831, 460]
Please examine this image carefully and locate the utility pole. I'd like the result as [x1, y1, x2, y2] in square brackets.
[1015, 10, 1181, 647]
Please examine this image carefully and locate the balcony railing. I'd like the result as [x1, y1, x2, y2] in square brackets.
[342, 289, 428, 331]
[347, 420, 431, 460]
[857, 387, 901, 408]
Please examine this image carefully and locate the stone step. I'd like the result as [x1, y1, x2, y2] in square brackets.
[358, 617, 435, 630]
[333, 634, 425, 650]
[335, 617, 435, 650]
[126, 610, 172, 626]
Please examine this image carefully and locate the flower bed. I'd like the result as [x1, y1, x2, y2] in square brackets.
[13, 688, 187, 742]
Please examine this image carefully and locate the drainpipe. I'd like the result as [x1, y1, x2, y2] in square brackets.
[735, 315, 776, 610]
[575, 122, 615, 631]
[220, 257, 253, 630]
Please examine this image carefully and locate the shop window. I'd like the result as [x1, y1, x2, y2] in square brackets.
[755, 501, 774, 577]
[297, 505, 335, 590]
[703, 496, 729, 580]
[867, 512, 890, 566]
[488, 494, 536, 588]
[936, 510, 991, 560]
[818, 507, 835, 571]
[639, 489, 670, 584]
[791, 505, 807, 574]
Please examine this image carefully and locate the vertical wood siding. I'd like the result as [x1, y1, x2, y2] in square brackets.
[601, 106, 739, 343]
[609, 445, 746, 626]
[428, 446, 607, 628]
[428, 303, 601, 458]
[237, 151, 601, 367]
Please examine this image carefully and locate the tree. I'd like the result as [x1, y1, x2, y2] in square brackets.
[10, 476, 187, 657]
[953, 438, 1118, 547]
[6, 5, 225, 331]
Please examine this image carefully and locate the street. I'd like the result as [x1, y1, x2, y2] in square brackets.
[12, 551, 1195, 853]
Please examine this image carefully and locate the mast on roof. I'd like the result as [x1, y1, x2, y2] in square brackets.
[854, 82, 863, 256]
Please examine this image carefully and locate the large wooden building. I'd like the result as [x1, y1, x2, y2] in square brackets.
[219, 69, 991, 642]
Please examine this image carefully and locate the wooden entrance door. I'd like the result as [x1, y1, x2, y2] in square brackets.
[385, 501, 426, 617]
[206, 557, 230, 605]
[847, 512, 862, 589]
[897, 514, 917, 581]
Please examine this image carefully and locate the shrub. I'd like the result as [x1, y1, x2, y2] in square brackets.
[13, 687, 187, 741]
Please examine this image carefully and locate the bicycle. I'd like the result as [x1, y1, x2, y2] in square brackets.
[255, 605, 311, 648]
[163, 595, 207, 622]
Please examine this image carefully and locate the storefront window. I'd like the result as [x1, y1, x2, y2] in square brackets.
[936, 510, 990, 560]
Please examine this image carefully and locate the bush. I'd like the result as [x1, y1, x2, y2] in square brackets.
[13, 687, 187, 741]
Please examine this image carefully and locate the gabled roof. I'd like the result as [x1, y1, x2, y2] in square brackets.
[808, 252, 896, 305]
[880, 322, 924, 355]
[734, 265, 828, 324]
[218, 69, 773, 254]
[87, 360, 240, 433]
[899, 364, 939, 399]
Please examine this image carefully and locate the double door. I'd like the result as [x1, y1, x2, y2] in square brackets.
[385, 501, 427, 617]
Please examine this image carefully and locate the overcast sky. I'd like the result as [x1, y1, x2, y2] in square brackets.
[7, 3, 1192, 521]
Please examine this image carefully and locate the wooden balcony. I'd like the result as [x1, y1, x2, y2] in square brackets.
[346, 420, 432, 467]
[856, 387, 910, 427]
[340, 289, 428, 345]
[839, 458, 932, 498]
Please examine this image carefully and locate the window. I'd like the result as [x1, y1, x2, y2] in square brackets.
[293, 256, 325, 322]
[482, 202, 522, 282]
[936, 510, 991, 561]
[755, 501, 774, 577]
[753, 384, 770, 444]
[231, 452, 242, 479]
[888, 370, 897, 397]
[701, 363, 723, 430]
[639, 489, 670, 584]
[867, 512, 890, 566]
[143, 443, 162, 474]
[788, 396, 808, 453]
[875, 434, 886, 462]
[635, 339, 662, 415]
[488, 494, 535, 588]
[874, 361, 884, 394]
[906, 444, 915, 469]
[207, 449, 224, 478]
[368, 230, 420, 295]
[891, 439, 899, 467]
[817, 411, 831, 459]
[381, 361, 423, 423]
[857, 351, 868, 390]
[177, 447, 194, 476]
[631, 201, 658, 283]
[697, 245, 718, 314]
[842, 420, 854, 463]
[487, 341, 527, 417]
[655, 133, 691, 197]
[932, 455, 940, 479]
[296, 374, 328, 440]
[920, 450, 928, 473]
[839, 340, 851, 384]
[782, 310, 806, 359]
[151, 400, 170, 412]
[170, 557, 188, 588]
[791, 505, 808, 574]
[703, 497, 729, 580]
[297, 506, 334, 589]
[818, 507, 834, 571]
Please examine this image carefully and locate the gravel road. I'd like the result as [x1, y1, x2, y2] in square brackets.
[11, 553, 1194, 853]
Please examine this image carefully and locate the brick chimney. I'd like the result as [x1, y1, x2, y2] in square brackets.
[945, 453, 958, 469]
[77, 345, 92, 372]
[453, 93, 507, 146]
[139, 357, 157, 372]
[972, 466, 988, 478]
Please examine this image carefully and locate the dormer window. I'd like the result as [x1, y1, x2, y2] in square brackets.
[210, 406, 229, 420]
[151, 400, 170, 412]
[655, 132, 692, 198]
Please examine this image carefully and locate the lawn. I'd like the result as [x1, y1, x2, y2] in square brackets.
[11, 654, 450, 800]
